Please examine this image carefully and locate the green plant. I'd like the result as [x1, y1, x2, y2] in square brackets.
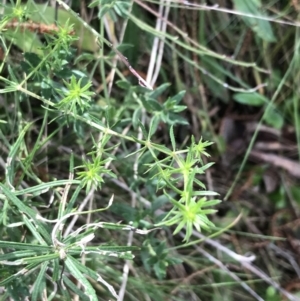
[0, 1, 220, 300]
[2, 0, 299, 300]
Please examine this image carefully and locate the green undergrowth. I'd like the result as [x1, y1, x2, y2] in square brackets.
[0, 0, 300, 301]
[0, 1, 221, 300]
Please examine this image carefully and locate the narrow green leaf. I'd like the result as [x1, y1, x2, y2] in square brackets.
[0, 241, 52, 252]
[147, 99, 163, 111]
[88, 0, 100, 8]
[0, 184, 52, 244]
[0, 262, 41, 286]
[21, 253, 60, 265]
[31, 262, 48, 301]
[172, 90, 186, 104]
[7, 122, 33, 160]
[98, 5, 111, 19]
[0, 250, 39, 261]
[148, 83, 171, 99]
[193, 191, 219, 196]
[22, 214, 48, 246]
[63, 275, 90, 301]
[137, 121, 148, 138]
[233, 92, 268, 106]
[169, 126, 176, 151]
[15, 179, 80, 196]
[52, 258, 61, 282]
[114, 1, 131, 18]
[148, 116, 160, 139]
[65, 256, 97, 301]
[200, 199, 222, 207]
[116, 80, 131, 90]
[263, 107, 284, 129]
[132, 107, 142, 129]
[233, 0, 276, 42]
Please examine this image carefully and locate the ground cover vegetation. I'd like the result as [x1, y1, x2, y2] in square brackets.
[0, 0, 300, 300]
